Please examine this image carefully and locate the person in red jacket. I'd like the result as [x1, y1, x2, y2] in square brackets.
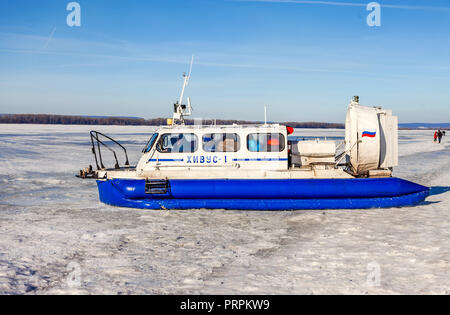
[434, 131, 438, 142]
[437, 130, 443, 143]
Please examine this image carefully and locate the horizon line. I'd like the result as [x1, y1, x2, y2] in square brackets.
[1, 113, 449, 126]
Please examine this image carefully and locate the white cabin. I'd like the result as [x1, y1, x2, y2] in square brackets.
[136, 124, 290, 172]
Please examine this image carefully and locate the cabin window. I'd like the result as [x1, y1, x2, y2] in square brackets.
[156, 133, 198, 153]
[202, 133, 240, 152]
[143, 133, 158, 153]
[247, 133, 285, 152]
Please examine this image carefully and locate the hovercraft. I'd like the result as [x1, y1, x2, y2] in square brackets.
[78, 65, 429, 210]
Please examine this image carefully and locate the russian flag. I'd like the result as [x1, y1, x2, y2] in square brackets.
[362, 131, 376, 138]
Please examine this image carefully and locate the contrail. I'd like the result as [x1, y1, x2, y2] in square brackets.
[234, 0, 450, 12]
[43, 27, 56, 49]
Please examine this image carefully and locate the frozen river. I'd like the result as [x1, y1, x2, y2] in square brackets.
[0, 124, 449, 294]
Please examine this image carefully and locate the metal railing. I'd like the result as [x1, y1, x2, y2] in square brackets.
[90, 131, 130, 170]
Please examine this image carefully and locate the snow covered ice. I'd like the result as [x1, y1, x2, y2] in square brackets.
[0, 124, 449, 294]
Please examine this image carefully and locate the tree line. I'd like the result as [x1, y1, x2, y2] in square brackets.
[0, 114, 344, 128]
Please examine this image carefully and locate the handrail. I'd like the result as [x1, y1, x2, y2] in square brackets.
[335, 140, 361, 166]
[90, 131, 130, 170]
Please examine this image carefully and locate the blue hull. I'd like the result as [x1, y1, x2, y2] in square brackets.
[96, 178, 430, 210]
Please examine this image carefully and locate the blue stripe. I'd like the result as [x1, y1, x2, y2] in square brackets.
[149, 158, 287, 162]
[232, 158, 288, 162]
[148, 159, 184, 162]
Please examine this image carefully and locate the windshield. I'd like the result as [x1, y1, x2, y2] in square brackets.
[143, 133, 158, 153]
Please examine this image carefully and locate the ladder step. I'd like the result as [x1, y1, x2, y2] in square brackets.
[145, 179, 170, 195]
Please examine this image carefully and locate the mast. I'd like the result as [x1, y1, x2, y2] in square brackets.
[173, 56, 194, 125]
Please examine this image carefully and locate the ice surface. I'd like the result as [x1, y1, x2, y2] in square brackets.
[0, 124, 448, 294]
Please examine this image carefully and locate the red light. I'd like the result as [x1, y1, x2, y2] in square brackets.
[286, 126, 294, 135]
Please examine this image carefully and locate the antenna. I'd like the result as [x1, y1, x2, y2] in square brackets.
[187, 55, 194, 80]
[178, 55, 194, 106]
[264, 105, 268, 125]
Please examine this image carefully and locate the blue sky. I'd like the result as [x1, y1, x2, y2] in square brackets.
[0, 0, 449, 123]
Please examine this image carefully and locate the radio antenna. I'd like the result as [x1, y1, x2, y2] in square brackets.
[264, 105, 268, 125]
[178, 55, 194, 106]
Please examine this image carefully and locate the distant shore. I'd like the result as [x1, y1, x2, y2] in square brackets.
[0, 114, 448, 130]
[0, 113, 344, 129]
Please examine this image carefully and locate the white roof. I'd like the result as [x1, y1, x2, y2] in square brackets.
[155, 123, 285, 133]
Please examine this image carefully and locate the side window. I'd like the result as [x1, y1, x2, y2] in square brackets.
[143, 133, 158, 153]
[203, 133, 240, 152]
[157, 133, 198, 153]
[247, 133, 285, 152]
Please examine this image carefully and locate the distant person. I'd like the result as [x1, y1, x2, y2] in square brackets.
[443, 130, 446, 136]
[434, 131, 438, 142]
[437, 130, 443, 144]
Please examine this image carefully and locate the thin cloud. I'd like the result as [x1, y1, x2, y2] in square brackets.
[236, 0, 365, 7]
[0, 47, 424, 79]
[1, 32, 448, 78]
[235, 0, 450, 12]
